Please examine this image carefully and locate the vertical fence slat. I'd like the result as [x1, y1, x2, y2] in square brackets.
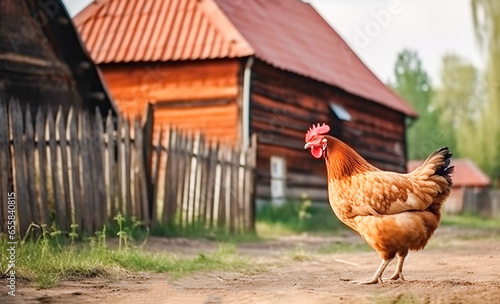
[105, 112, 116, 221]
[123, 119, 132, 217]
[197, 137, 209, 224]
[134, 117, 150, 224]
[163, 127, 177, 224]
[116, 115, 124, 215]
[188, 132, 201, 225]
[193, 134, 204, 225]
[78, 111, 93, 232]
[238, 149, 246, 233]
[0, 101, 10, 232]
[162, 128, 171, 223]
[10, 100, 30, 235]
[25, 105, 39, 225]
[212, 143, 223, 229]
[206, 142, 218, 228]
[35, 108, 49, 226]
[151, 128, 163, 226]
[130, 125, 137, 221]
[47, 107, 67, 231]
[55, 107, 72, 231]
[142, 103, 154, 220]
[216, 145, 226, 229]
[164, 129, 172, 225]
[224, 146, 233, 232]
[67, 108, 82, 232]
[230, 149, 239, 233]
[93, 109, 107, 229]
[176, 132, 186, 228]
[247, 134, 257, 231]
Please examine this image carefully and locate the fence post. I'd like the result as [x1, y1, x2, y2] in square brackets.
[142, 103, 154, 222]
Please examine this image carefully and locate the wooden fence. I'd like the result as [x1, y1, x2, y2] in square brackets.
[463, 188, 500, 218]
[0, 100, 256, 236]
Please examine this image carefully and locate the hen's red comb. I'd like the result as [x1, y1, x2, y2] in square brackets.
[305, 123, 330, 141]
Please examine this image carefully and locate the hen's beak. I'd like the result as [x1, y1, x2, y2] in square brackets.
[304, 142, 312, 150]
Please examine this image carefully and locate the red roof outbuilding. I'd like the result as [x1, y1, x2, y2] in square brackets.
[74, 0, 417, 117]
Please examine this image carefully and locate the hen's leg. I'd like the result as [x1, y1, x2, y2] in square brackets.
[388, 252, 407, 281]
[355, 258, 393, 285]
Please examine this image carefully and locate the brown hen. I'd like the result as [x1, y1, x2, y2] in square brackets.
[304, 123, 453, 284]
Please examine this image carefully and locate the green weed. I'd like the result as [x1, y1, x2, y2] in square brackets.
[441, 213, 500, 229]
[0, 217, 255, 289]
[256, 199, 346, 236]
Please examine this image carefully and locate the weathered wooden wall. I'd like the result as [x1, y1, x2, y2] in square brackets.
[0, 0, 82, 113]
[100, 60, 240, 143]
[0, 0, 114, 116]
[250, 60, 407, 200]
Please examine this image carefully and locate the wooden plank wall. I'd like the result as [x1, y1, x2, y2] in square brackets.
[100, 60, 240, 143]
[250, 61, 407, 200]
[0, 99, 256, 237]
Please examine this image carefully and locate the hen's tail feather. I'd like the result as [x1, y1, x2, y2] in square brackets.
[420, 146, 454, 217]
[417, 146, 454, 185]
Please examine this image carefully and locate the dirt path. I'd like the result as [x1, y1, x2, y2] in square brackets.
[3, 229, 500, 304]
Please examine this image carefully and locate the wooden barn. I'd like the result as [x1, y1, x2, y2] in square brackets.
[408, 159, 491, 215]
[0, 0, 115, 115]
[74, 0, 416, 202]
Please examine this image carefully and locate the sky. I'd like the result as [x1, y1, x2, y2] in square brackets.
[63, 0, 483, 85]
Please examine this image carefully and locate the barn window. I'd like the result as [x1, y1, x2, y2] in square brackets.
[329, 103, 351, 121]
[270, 156, 286, 203]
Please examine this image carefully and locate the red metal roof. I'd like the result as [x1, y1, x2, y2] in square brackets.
[74, 0, 417, 117]
[408, 158, 491, 187]
[74, 0, 253, 63]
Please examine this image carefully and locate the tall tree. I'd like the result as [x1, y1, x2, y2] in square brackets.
[471, 0, 500, 181]
[432, 54, 478, 159]
[392, 50, 448, 160]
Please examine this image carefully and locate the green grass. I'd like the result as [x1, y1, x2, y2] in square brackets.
[286, 246, 315, 261]
[256, 199, 347, 236]
[112, 242, 248, 277]
[150, 221, 261, 243]
[0, 215, 256, 289]
[370, 293, 422, 304]
[441, 213, 500, 229]
[0, 237, 251, 289]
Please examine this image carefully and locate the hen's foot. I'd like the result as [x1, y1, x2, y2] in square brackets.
[387, 271, 405, 281]
[353, 276, 383, 285]
[354, 258, 393, 285]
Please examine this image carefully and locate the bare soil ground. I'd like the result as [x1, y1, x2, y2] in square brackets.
[3, 228, 500, 304]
